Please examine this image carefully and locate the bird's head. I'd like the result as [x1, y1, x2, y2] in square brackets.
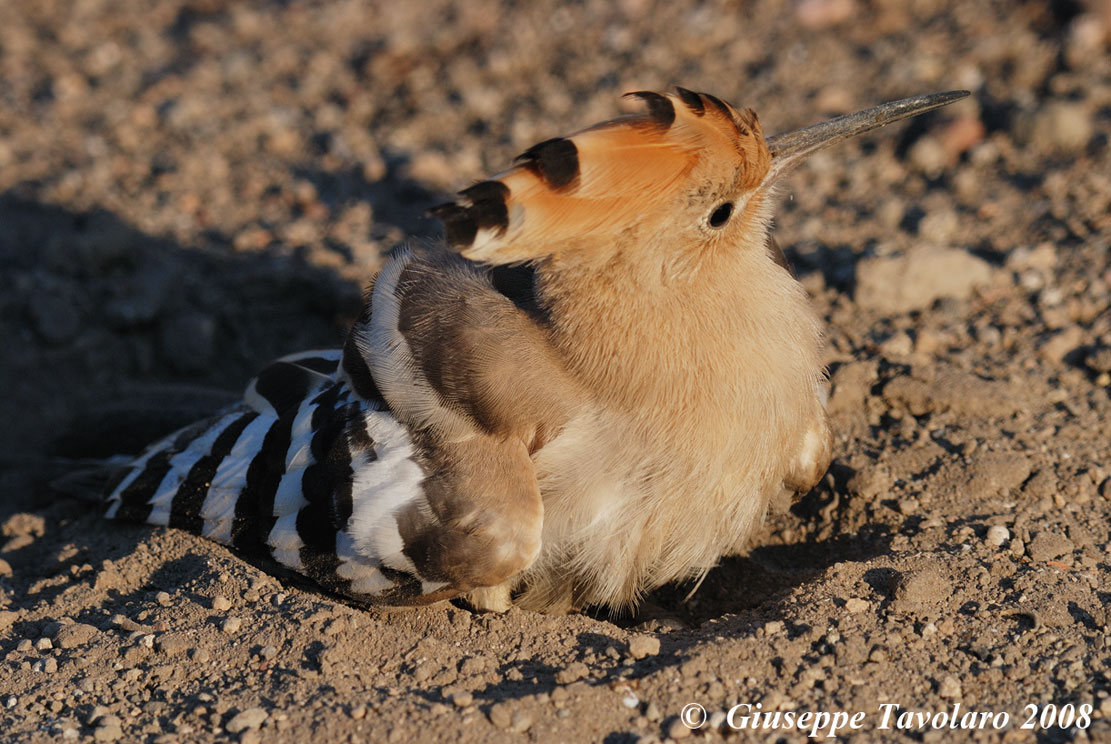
[430, 88, 968, 281]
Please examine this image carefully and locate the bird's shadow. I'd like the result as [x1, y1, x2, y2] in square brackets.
[293, 147, 443, 243]
[0, 142, 445, 515]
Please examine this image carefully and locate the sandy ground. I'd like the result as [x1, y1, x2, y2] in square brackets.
[1, 0, 1110, 742]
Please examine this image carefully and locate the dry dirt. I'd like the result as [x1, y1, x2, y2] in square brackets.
[2, 1, 1110, 742]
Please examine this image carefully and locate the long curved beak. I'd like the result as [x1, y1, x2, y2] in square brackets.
[764, 90, 970, 183]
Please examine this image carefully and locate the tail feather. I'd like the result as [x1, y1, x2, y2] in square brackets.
[100, 346, 440, 606]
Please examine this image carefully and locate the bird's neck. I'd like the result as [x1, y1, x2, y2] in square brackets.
[537, 243, 818, 417]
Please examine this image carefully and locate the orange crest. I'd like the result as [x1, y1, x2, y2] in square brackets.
[429, 88, 771, 265]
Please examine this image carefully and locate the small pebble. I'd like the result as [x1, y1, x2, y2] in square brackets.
[666, 716, 692, 739]
[43, 657, 58, 674]
[621, 691, 639, 708]
[452, 692, 474, 708]
[93, 724, 123, 742]
[555, 662, 589, 684]
[109, 615, 141, 633]
[259, 645, 278, 660]
[349, 704, 366, 720]
[985, 525, 1010, 548]
[93, 716, 123, 742]
[0, 558, 12, 577]
[34, 637, 53, 651]
[488, 702, 512, 729]
[897, 498, 919, 515]
[154, 591, 171, 606]
[225, 707, 267, 734]
[212, 596, 232, 612]
[795, 0, 856, 29]
[845, 598, 869, 613]
[881, 333, 914, 358]
[459, 656, 485, 676]
[909, 136, 948, 177]
[509, 710, 533, 734]
[222, 617, 243, 635]
[938, 675, 962, 699]
[627, 635, 660, 659]
[1032, 102, 1093, 154]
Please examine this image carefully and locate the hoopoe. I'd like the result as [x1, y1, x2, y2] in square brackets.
[103, 88, 968, 613]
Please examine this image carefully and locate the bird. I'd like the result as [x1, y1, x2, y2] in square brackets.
[102, 88, 969, 613]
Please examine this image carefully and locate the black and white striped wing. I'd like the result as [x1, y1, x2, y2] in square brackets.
[103, 349, 446, 604]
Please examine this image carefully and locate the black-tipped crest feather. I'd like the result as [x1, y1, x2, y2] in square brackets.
[515, 137, 580, 191]
[625, 91, 676, 128]
[675, 87, 705, 116]
[429, 180, 510, 249]
[459, 181, 511, 234]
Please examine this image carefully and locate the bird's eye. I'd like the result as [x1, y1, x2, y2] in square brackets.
[708, 202, 733, 228]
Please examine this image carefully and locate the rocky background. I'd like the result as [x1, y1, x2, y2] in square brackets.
[1, 0, 1110, 742]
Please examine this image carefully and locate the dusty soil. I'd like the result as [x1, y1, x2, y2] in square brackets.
[2, 1, 1110, 742]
